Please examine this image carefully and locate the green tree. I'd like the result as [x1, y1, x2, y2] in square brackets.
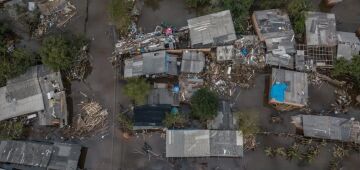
[118, 113, 133, 132]
[109, 0, 132, 35]
[123, 77, 151, 105]
[40, 36, 74, 70]
[234, 111, 259, 137]
[333, 55, 360, 87]
[163, 113, 186, 128]
[0, 120, 24, 140]
[190, 88, 218, 121]
[0, 22, 38, 86]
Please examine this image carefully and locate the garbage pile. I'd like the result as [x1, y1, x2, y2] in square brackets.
[233, 35, 266, 67]
[65, 45, 90, 81]
[73, 101, 108, 136]
[34, 0, 76, 37]
[332, 90, 352, 114]
[115, 25, 176, 55]
[308, 72, 323, 86]
[203, 62, 256, 97]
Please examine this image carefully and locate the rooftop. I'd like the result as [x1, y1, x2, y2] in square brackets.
[305, 12, 337, 46]
[181, 50, 205, 73]
[188, 10, 237, 48]
[207, 100, 235, 130]
[166, 130, 243, 157]
[133, 104, 171, 130]
[292, 115, 360, 143]
[0, 140, 81, 170]
[265, 37, 295, 69]
[124, 51, 178, 78]
[216, 45, 235, 61]
[148, 87, 180, 106]
[270, 68, 308, 107]
[0, 65, 68, 126]
[337, 31, 360, 60]
[252, 9, 294, 41]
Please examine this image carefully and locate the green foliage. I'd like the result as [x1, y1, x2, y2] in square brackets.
[163, 113, 186, 128]
[40, 36, 74, 70]
[40, 35, 87, 71]
[333, 55, 360, 86]
[185, 0, 254, 33]
[118, 113, 133, 132]
[190, 88, 218, 121]
[0, 22, 38, 86]
[123, 77, 151, 105]
[0, 121, 24, 140]
[234, 111, 259, 137]
[109, 0, 132, 35]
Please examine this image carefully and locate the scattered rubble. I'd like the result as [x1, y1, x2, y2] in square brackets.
[67, 100, 108, 137]
[332, 89, 351, 114]
[65, 45, 90, 81]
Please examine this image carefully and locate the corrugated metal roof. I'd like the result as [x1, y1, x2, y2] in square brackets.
[0, 141, 81, 170]
[142, 51, 178, 75]
[216, 45, 235, 61]
[252, 9, 294, 41]
[337, 31, 360, 60]
[166, 130, 243, 157]
[124, 56, 143, 78]
[271, 68, 308, 106]
[302, 115, 352, 141]
[148, 88, 179, 106]
[181, 51, 205, 73]
[188, 10, 236, 48]
[305, 12, 337, 46]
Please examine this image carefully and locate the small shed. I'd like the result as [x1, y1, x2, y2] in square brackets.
[337, 31, 360, 60]
[166, 130, 243, 157]
[216, 45, 235, 61]
[188, 10, 237, 48]
[181, 50, 205, 73]
[124, 51, 178, 78]
[305, 12, 337, 46]
[148, 87, 180, 106]
[133, 104, 171, 130]
[269, 68, 308, 110]
[292, 115, 360, 143]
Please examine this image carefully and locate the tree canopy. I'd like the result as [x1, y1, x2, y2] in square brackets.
[40, 36, 74, 71]
[332, 55, 360, 87]
[190, 88, 219, 121]
[0, 120, 24, 140]
[123, 77, 151, 105]
[109, 0, 132, 35]
[163, 113, 186, 128]
[0, 22, 38, 86]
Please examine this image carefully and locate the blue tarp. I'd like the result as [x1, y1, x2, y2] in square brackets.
[270, 82, 288, 102]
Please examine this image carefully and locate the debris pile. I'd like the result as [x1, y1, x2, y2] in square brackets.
[65, 45, 90, 81]
[233, 35, 265, 67]
[115, 25, 176, 55]
[203, 62, 256, 97]
[332, 90, 351, 114]
[35, 0, 76, 37]
[74, 101, 108, 136]
[308, 72, 323, 86]
[244, 135, 256, 150]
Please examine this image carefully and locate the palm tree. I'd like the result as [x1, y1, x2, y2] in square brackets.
[264, 147, 274, 157]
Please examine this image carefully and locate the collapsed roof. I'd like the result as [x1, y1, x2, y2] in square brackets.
[337, 31, 360, 60]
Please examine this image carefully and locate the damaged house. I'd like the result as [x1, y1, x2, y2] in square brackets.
[292, 115, 360, 143]
[269, 68, 308, 110]
[252, 9, 296, 69]
[0, 140, 82, 170]
[124, 50, 178, 78]
[303, 12, 337, 68]
[0, 65, 68, 127]
[188, 10, 237, 48]
[337, 31, 360, 60]
[166, 130, 243, 157]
